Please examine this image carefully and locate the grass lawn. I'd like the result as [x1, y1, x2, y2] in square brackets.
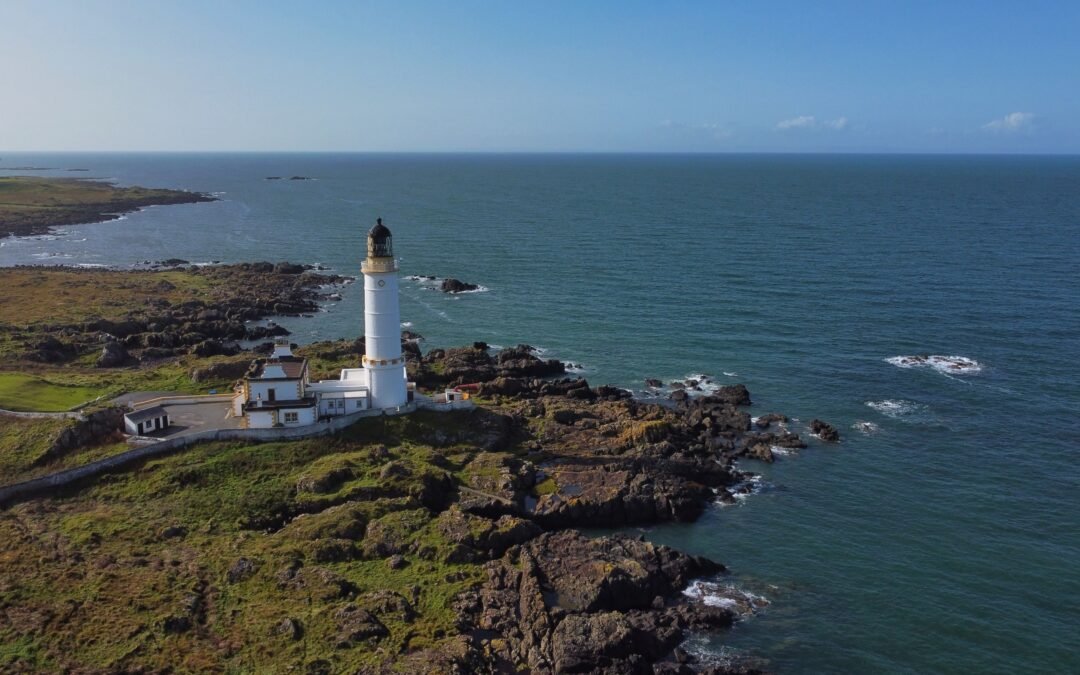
[0, 373, 101, 411]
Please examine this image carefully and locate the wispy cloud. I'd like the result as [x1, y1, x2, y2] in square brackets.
[776, 115, 849, 131]
[659, 120, 734, 140]
[982, 112, 1035, 133]
[776, 115, 817, 130]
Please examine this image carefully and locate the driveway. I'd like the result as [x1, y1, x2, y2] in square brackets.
[143, 401, 242, 438]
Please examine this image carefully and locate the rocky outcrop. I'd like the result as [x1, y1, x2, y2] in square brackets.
[811, 419, 840, 442]
[454, 531, 732, 673]
[96, 341, 131, 368]
[10, 264, 349, 366]
[440, 278, 479, 293]
[416, 344, 565, 388]
[189, 359, 251, 383]
[34, 407, 127, 465]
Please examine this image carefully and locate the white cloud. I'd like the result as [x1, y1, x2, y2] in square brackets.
[824, 116, 848, 130]
[982, 112, 1035, 133]
[776, 115, 817, 130]
[659, 120, 733, 140]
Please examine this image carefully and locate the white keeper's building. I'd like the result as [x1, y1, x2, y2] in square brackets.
[234, 218, 413, 429]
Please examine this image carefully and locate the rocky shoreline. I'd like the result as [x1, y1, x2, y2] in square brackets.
[339, 341, 838, 672]
[0, 176, 217, 238]
[0, 267, 842, 673]
[4, 262, 350, 367]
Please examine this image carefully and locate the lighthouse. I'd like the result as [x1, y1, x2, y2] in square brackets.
[362, 218, 408, 409]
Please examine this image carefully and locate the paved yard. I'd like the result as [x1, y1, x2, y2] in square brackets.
[144, 401, 241, 438]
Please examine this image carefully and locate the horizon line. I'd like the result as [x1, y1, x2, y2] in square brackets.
[3, 149, 1079, 157]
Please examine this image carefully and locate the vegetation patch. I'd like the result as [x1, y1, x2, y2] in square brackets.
[0, 176, 214, 238]
[0, 372, 100, 411]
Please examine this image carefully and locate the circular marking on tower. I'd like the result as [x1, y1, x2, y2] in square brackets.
[378, 279, 386, 287]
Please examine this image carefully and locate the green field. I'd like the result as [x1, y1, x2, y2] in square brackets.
[0, 373, 100, 411]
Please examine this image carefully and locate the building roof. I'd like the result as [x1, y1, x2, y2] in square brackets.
[250, 357, 307, 380]
[125, 405, 169, 423]
[369, 218, 392, 239]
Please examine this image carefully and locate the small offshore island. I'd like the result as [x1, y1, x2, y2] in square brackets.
[0, 176, 215, 238]
[0, 223, 839, 674]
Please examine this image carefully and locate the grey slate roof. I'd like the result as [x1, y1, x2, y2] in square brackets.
[125, 405, 169, 423]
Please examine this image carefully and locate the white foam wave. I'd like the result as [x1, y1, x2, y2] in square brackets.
[865, 399, 926, 419]
[770, 445, 795, 456]
[887, 354, 982, 375]
[720, 474, 765, 506]
[401, 321, 414, 328]
[723, 371, 738, 377]
[74, 263, 109, 268]
[683, 580, 769, 615]
[853, 421, 880, 434]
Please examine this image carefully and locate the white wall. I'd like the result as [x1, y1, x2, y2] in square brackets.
[364, 271, 402, 360]
[246, 410, 276, 429]
[248, 380, 302, 403]
[279, 406, 316, 427]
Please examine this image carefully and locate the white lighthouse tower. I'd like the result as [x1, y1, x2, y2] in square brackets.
[362, 218, 408, 409]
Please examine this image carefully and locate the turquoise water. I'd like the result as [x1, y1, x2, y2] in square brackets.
[3, 153, 1079, 672]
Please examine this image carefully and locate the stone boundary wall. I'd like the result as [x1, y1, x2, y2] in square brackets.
[0, 402, 419, 508]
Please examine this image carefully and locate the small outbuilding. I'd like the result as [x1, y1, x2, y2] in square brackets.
[124, 405, 171, 436]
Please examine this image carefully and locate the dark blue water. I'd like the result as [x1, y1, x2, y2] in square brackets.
[3, 153, 1078, 672]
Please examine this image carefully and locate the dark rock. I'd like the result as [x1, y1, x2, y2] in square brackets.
[711, 384, 752, 406]
[189, 359, 250, 383]
[754, 412, 789, 429]
[96, 340, 130, 368]
[274, 617, 303, 641]
[227, 557, 258, 584]
[645, 378, 664, 388]
[160, 525, 187, 540]
[333, 604, 388, 648]
[387, 555, 408, 570]
[811, 419, 840, 442]
[274, 262, 306, 275]
[162, 615, 192, 634]
[190, 339, 240, 357]
[440, 278, 479, 293]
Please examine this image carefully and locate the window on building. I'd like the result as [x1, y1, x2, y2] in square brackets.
[283, 412, 299, 423]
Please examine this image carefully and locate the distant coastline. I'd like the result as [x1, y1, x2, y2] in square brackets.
[0, 176, 215, 239]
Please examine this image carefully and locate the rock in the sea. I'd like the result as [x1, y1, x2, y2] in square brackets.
[645, 378, 664, 388]
[440, 278, 479, 293]
[811, 419, 840, 442]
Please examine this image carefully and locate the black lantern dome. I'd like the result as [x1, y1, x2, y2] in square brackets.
[367, 218, 393, 258]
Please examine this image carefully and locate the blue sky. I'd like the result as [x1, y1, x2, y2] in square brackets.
[1, 1, 1078, 152]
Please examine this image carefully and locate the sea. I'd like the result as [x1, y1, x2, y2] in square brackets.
[2, 153, 1078, 673]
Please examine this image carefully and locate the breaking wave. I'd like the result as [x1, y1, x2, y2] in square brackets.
[887, 354, 982, 375]
[683, 580, 769, 616]
[852, 420, 880, 434]
[865, 399, 926, 419]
